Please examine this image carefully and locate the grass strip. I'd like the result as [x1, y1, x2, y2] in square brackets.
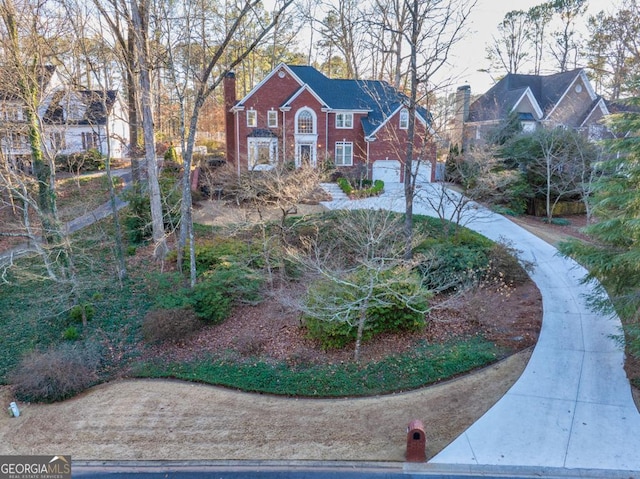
[133, 337, 503, 397]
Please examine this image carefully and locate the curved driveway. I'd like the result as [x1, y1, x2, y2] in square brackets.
[321, 183, 640, 472]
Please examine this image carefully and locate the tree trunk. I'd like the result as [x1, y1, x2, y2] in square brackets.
[131, 0, 168, 261]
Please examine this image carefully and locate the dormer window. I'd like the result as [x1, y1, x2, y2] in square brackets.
[247, 109, 257, 127]
[399, 109, 409, 129]
[336, 112, 353, 129]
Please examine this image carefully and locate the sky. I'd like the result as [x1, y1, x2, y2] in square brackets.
[445, 0, 621, 94]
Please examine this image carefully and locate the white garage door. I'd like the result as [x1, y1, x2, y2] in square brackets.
[372, 159, 401, 184]
[412, 160, 432, 184]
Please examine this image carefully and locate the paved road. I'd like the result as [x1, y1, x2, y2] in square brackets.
[321, 183, 640, 473]
[72, 460, 638, 479]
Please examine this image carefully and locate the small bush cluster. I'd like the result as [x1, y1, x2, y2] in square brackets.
[141, 307, 203, 344]
[336, 178, 384, 198]
[192, 264, 263, 322]
[9, 343, 103, 403]
[56, 149, 105, 173]
[304, 269, 429, 349]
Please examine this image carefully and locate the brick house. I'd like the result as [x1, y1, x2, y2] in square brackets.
[451, 68, 611, 150]
[224, 63, 436, 184]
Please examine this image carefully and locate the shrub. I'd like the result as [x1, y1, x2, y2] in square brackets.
[63, 326, 80, 341]
[9, 343, 103, 403]
[416, 242, 490, 292]
[337, 177, 353, 195]
[303, 268, 429, 349]
[141, 307, 203, 344]
[485, 240, 534, 285]
[336, 177, 384, 198]
[56, 149, 104, 173]
[163, 144, 180, 163]
[192, 264, 263, 322]
[69, 303, 95, 323]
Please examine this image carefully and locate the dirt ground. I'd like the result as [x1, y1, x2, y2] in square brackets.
[1, 199, 637, 461]
[0, 352, 530, 461]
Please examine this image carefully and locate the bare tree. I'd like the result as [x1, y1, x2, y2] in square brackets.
[485, 10, 529, 74]
[286, 208, 430, 362]
[0, 0, 76, 280]
[588, 2, 640, 99]
[549, 0, 588, 72]
[526, 3, 554, 75]
[155, 0, 293, 286]
[402, 0, 476, 259]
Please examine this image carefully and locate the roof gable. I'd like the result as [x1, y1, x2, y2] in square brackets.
[468, 69, 590, 123]
[43, 89, 118, 125]
[234, 63, 430, 134]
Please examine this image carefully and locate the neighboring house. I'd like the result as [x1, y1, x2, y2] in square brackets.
[43, 89, 129, 160]
[0, 65, 128, 172]
[224, 63, 436, 184]
[452, 69, 610, 150]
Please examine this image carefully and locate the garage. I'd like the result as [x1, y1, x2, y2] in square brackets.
[372, 159, 401, 184]
[412, 160, 432, 184]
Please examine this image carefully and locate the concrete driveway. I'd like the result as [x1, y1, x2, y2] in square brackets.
[321, 182, 640, 472]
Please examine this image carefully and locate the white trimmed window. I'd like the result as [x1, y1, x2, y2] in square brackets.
[248, 138, 277, 170]
[335, 112, 353, 129]
[82, 131, 99, 150]
[399, 109, 409, 129]
[267, 110, 278, 128]
[335, 141, 353, 166]
[247, 109, 257, 127]
[296, 109, 315, 134]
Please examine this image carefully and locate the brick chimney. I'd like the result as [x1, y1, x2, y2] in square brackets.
[452, 84, 471, 150]
[224, 71, 237, 165]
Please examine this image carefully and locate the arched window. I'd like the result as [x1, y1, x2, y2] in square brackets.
[296, 109, 315, 134]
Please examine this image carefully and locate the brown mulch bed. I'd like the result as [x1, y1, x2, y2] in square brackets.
[141, 280, 542, 368]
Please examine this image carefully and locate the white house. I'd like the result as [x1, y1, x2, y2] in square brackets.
[0, 65, 129, 171]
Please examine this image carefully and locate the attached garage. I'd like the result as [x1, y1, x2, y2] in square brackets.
[372, 159, 401, 184]
[412, 160, 433, 184]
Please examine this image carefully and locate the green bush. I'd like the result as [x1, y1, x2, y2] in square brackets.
[336, 177, 384, 198]
[337, 177, 353, 195]
[141, 307, 203, 344]
[9, 343, 102, 403]
[192, 264, 263, 322]
[416, 242, 490, 291]
[62, 326, 80, 341]
[69, 303, 95, 323]
[485, 241, 533, 285]
[56, 149, 104, 173]
[303, 269, 429, 349]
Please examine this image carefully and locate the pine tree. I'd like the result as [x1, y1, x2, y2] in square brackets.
[559, 97, 640, 356]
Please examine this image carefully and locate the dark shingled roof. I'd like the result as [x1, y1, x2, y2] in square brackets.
[43, 90, 117, 125]
[283, 65, 430, 137]
[468, 69, 583, 122]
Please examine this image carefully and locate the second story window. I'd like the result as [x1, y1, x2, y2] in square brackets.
[247, 109, 257, 127]
[336, 112, 353, 129]
[296, 109, 315, 134]
[1, 103, 23, 121]
[268, 110, 278, 128]
[399, 109, 409, 129]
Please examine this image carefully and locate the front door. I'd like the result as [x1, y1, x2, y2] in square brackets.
[296, 141, 316, 167]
